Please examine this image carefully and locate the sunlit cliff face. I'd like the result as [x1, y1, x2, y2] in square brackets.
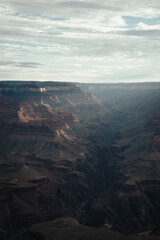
[0, 0, 160, 82]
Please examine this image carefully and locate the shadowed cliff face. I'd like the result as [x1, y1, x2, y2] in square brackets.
[0, 81, 160, 239]
[79, 83, 160, 234]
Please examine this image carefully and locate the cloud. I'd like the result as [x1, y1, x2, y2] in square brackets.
[0, 0, 160, 82]
[0, 60, 43, 68]
[136, 22, 160, 30]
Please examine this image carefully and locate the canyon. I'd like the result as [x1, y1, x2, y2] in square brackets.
[0, 81, 160, 239]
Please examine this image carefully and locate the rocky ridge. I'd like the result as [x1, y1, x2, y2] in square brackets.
[0, 81, 112, 239]
[0, 81, 160, 239]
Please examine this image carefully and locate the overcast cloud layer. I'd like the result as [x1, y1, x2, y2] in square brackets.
[0, 0, 160, 82]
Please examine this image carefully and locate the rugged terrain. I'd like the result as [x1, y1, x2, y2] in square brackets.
[9, 217, 159, 240]
[0, 81, 160, 239]
[79, 83, 160, 234]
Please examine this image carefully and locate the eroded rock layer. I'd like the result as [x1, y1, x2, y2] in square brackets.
[0, 81, 160, 239]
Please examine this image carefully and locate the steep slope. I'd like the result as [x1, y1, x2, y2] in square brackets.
[1, 81, 160, 238]
[0, 82, 114, 237]
[79, 83, 160, 234]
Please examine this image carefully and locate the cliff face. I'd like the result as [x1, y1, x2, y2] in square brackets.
[0, 82, 113, 237]
[79, 83, 160, 234]
[0, 81, 160, 238]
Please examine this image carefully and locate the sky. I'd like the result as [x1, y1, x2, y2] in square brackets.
[0, 0, 160, 83]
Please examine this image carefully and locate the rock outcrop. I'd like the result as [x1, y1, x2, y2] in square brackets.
[0, 81, 160, 239]
[0, 81, 112, 238]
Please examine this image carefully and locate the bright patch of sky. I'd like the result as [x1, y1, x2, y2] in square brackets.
[123, 16, 160, 28]
[0, 0, 160, 82]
